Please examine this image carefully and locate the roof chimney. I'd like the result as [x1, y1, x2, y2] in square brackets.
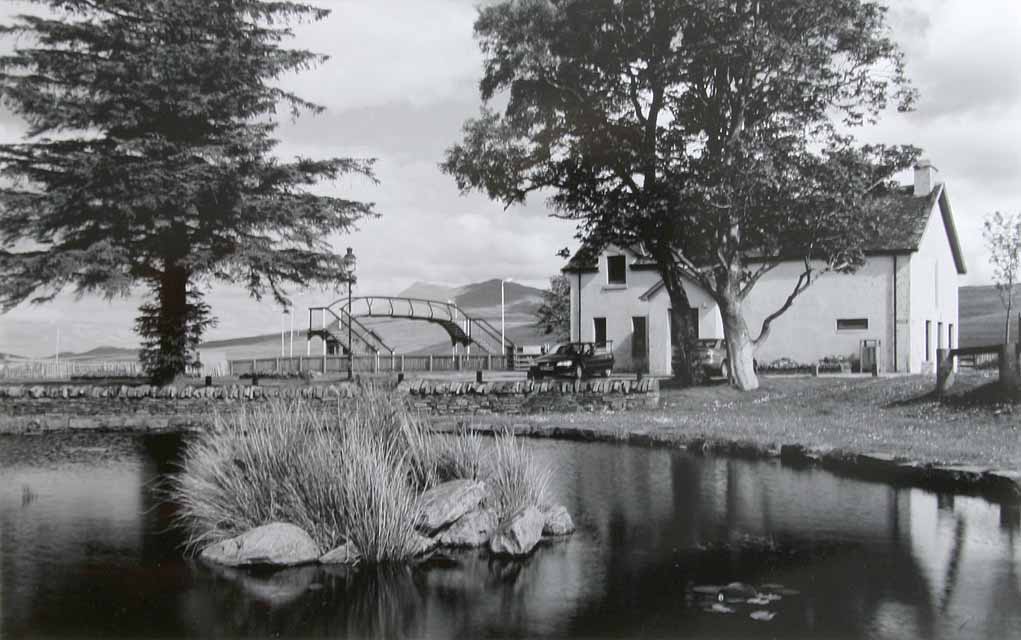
[913, 159, 939, 197]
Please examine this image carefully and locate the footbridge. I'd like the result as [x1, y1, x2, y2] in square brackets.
[307, 296, 513, 356]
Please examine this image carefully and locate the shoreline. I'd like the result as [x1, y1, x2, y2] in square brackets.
[431, 418, 1021, 504]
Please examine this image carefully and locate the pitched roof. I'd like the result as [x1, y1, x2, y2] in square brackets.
[562, 183, 966, 274]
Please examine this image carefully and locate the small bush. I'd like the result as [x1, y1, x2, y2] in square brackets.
[170, 385, 434, 557]
[485, 430, 551, 520]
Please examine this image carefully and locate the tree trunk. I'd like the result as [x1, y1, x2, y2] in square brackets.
[137, 265, 192, 385]
[717, 289, 759, 391]
[661, 269, 694, 386]
[1006, 295, 1013, 344]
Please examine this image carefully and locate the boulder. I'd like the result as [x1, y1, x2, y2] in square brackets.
[541, 504, 576, 536]
[412, 533, 439, 556]
[489, 506, 545, 557]
[437, 508, 498, 547]
[415, 479, 487, 534]
[319, 541, 360, 565]
[200, 522, 320, 567]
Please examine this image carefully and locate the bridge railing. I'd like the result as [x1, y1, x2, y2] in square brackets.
[308, 306, 393, 354]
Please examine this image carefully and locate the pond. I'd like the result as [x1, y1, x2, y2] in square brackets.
[2, 432, 1020, 639]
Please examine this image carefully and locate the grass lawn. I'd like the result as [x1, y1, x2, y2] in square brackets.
[476, 371, 1021, 470]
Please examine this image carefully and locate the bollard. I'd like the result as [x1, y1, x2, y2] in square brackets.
[636, 370, 643, 383]
[205, 375, 212, 387]
[397, 372, 405, 384]
[476, 370, 484, 383]
[252, 373, 259, 386]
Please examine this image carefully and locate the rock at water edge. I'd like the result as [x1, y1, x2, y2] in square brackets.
[415, 479, 487, 534]
[200, 522, 320, 567]
[541, 504, 576, 536]
[319, 541, 360, 565]
[437, 508, 498, 548]
[489, 506, 544, 557]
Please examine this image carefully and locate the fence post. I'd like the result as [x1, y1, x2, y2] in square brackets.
[1000, 343, 1021, 392]
[374, 353, 379, 374]
[935, 348, 954, 399]
[428, 355, 433, 372]
[401, 354, 405, 372]
[251, 358, 257, 375]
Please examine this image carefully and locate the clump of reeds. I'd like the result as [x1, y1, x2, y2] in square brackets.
[485, 429, 551, 520]
[169, 401, 348, 552]
[169, 385, 555, 563]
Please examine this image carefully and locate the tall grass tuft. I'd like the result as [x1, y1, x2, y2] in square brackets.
[169, 401, 348, 552]
[485, 429, 551, 520]
[170, 384, 432, 557]
[432, 428, 485, 482]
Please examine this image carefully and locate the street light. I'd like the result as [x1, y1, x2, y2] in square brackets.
[343, 247, 357, 380]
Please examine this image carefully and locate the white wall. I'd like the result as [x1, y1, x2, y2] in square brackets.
[907, 197, 960, 374]
[569, 245, 720, 375]
[741, 258, 896, 369]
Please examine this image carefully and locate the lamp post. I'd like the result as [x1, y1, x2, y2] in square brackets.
[343, 247, 357, 380]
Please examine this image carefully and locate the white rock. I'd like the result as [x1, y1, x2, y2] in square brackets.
[200, 522, 320, 567]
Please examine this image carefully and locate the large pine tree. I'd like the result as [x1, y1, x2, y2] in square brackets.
[0, 0, 374, 382]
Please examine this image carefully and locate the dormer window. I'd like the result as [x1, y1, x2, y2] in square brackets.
[607, 255, 627, 285]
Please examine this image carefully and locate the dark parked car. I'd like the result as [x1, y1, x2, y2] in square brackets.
[527, 342, 614, 380]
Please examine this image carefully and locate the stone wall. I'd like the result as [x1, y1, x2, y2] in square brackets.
[0, 378, 660, 433]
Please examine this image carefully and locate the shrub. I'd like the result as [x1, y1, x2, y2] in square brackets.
[170, 385, 434, 558]
[485, 429, 551, 520]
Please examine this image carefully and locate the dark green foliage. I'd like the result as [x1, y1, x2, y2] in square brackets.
[0, 1, 374, 383]
[444, 0, 918, 390]
[534, 275, 570, 340]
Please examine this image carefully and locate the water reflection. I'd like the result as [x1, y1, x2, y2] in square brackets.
[1, 433, 1020, 638]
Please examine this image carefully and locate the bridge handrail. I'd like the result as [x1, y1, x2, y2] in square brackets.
[308, 305, 394, 354]
[319, 295, 517, 352]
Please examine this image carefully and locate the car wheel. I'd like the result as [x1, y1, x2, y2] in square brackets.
[575, 364, 584, 380]
[720, 359, 730, 380]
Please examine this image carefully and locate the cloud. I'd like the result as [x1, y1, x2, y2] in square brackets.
[1, 0, 1019, 355]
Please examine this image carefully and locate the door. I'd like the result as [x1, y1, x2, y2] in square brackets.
[632, 316, 648, 373]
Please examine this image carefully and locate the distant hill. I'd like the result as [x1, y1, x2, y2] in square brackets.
[396, 281, 461, 302]
[959, 284, 1021, 347]
[453, 279, 544, 310]
[397, 279, 545, 314]
[67, 345, 139, 360]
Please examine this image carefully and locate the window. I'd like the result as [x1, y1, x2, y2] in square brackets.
[607, 255, 627, 285]
[925, 320, 932, 361]
[593, 317, 607, 347]
[836, 318, 869, 331]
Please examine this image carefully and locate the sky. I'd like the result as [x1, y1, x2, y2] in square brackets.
[0, 0, 1019, 357]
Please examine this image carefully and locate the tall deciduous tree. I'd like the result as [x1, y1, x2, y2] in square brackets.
[983, 211, 1021, 344]
[0, 0, 374, 383]
[534, 274, 570, 341]
[443, 0, 918, 390]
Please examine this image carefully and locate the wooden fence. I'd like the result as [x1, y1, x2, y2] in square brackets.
[0, 359, 145, 380]
[936, 343, 1021, 397]
[228, 353, 511, 377]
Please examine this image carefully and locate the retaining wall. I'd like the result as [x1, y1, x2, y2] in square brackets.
[0, 378, 660, 434]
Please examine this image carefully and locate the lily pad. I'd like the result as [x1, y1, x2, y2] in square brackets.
[746, 596, 773, 606]
[708, 603, 735, 614]
[750, 610, 776, 621]
[691, 585, 722, 595]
